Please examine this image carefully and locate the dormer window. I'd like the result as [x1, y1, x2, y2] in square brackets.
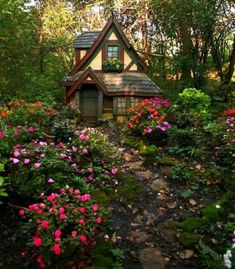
[107, 45, 119, 60]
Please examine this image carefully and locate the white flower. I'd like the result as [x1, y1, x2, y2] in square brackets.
[223, 249, 232, 268]
[215, 204, 221, 209]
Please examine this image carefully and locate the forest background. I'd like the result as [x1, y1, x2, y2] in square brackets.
[0, 0, 234, 104]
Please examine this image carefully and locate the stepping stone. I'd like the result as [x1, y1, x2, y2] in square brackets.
[150, 178, 169, 192]
[127, 161, 144, 170]
[139, 248, 167, 269]
[135, 170, 153, 180]
[128, 231, 151, 244]
[123, 152, 133, 162]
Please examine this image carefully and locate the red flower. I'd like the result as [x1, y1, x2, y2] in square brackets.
[53, 244, 61, 255]
[80, 207, 86, 214]
[41, 220, 49, 229]
[19, 209, 25, 216]
[33, 236, 42, 247]
[96, 217, 102, 224]
[80, 235, 87, 245]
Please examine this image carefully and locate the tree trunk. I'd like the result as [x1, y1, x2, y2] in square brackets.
[224, 34, 235, 84]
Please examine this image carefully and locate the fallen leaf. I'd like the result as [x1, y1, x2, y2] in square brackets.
[111, 232, 117, 243]
[179, 249, 194, 259]
[189, 199, 197, 206]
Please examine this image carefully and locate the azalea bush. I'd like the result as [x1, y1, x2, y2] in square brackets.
[0, 125, 41, 163]
[0, 99, 52, 128]
[19, 189, 106, 268]
[7, 130, 119, 198]
[127, 97, 171, 138]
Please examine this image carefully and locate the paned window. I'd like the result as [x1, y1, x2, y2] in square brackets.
[130, 97, 142, 108]
[107, 45, 119, 60]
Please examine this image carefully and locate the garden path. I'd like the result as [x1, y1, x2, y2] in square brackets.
[100, 124, 201, 269]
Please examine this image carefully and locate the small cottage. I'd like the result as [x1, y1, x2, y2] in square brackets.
[60, 14, 162, 123]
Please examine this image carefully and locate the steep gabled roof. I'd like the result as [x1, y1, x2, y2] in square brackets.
[73, 31, 100, 49]
[69, 13, 147, 75]
[67, 67, 107, 97]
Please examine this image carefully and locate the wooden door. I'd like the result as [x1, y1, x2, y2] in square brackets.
[80, 87, 98, 122]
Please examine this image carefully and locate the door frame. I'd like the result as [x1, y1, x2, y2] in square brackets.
[75, 84, 103, 121]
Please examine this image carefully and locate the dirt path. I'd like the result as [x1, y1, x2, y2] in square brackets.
[102, 125, 203, 269]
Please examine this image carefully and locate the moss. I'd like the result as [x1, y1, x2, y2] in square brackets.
[91, 189, 112, 206]
[179, 232, 200, 247]
[164, 220, 180, 230]
[202, 204, 224, 222]
[86, 239, 113, 268]
[139, 144, 158, 157]
[180, 217, 206, 232]
[159, 156, 180, 166]
[116, 174, 144, 201]
[203, 168, 222, 184]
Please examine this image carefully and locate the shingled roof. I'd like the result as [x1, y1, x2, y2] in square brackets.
[73, 31, 100, 49]
[98, 72, 162, 95]
[62, 71, 162, 96]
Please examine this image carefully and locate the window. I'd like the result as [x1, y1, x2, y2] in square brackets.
[114, 97, 143, 115]
[107, 45, 119, 61]
[130, 97, 142, 108]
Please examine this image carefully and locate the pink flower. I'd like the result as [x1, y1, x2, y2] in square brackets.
[71, 163, 77, 168]
[12, 158, 19, 164]
[80, 235, 87, 245]
[34, 162, 41, 169]
[80, 207, 86, 214]
[24, 158, 30, 164]
[0, 131, 5, 138]
[80, 194, 91, 202]
[93, 203, 99, 212]
[53, 244, 61, 255]
[33, 236, 42, 247]
[36, 209, 43, 215]
[39, 203, 45, 209]
[69, 188, 74, 194]
[72, 146, 77, 152]
[82, 148, 88, 155]
[41, 220, 49, 229]
[60, 188, 66, 193]
[96, 217, 102, 224]
[111, 167, 118, 175]
[87, 167, 93, 173]
[29, 204, 38, 211]
[79, 134, 85, 140]
[39, 141, 47, 146]
[19, 209, 25, 216]
[14, 130, 19, 137]
[71, 231, 77, 238]
[60, 214, 66, 221]
[58, 142, 65, 148]
[54, 229, 62, 238]
[79, 219, 85, 225]
[48, 178, 54, 183]
[28, 126, 35, 133]
[59, 207, 64, 214]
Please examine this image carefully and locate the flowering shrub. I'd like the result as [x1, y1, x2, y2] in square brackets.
[0, 99, 51, 128]
[7, 130, 118, 198]
[127, 97, 171, 137]
[19, 189, 106, 268]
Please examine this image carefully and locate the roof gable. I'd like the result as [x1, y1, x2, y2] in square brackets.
[69, 14, 146, 75]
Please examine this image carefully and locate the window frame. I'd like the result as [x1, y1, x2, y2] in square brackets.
[113, 97, 143, 115]
[106, 45, 119, 61]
